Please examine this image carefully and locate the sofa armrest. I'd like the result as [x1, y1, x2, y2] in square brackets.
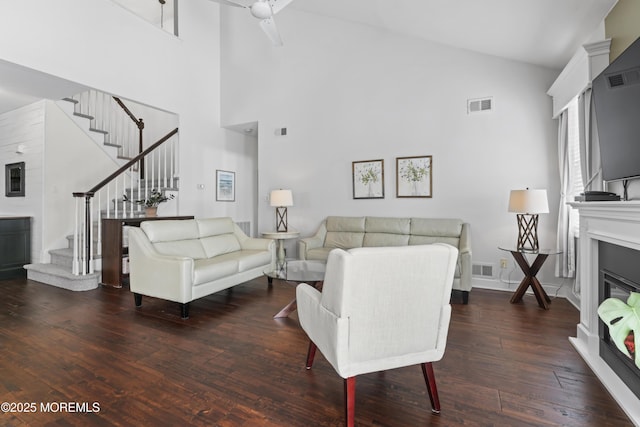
[458, 223, 472, 291]
[239, 236, 275, 252]
[128, 227, 195, 303]
[298, 222, 327, 260]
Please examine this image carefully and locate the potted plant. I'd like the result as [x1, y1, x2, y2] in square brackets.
[124, 189, 174, 217]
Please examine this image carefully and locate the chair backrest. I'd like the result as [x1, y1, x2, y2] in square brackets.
[320, 244, 458, 374]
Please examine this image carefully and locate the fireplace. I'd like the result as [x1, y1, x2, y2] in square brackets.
[598, 241, 640, 400]
[569, 200, 640, 424]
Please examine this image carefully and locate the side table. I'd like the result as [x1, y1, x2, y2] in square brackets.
[261, 230, 300, 264]
[499, 247, 561, 310]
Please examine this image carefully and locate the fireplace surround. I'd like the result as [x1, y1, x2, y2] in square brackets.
[570, 201, 640, 425]
[598, 241, 640, 400]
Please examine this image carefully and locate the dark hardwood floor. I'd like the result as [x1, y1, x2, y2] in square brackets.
[0, 277, 632, 426]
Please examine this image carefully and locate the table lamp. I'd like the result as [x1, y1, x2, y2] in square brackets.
[270, 189, 293, 232]
[508, 188, 549, 252]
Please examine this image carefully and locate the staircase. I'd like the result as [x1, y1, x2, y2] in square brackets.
[24, 90, 179, 291]
[25, 234, 101, 291]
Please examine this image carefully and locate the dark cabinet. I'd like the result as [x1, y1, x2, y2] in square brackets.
[101, 216, 194, 288]
[0, 216, 31, 279]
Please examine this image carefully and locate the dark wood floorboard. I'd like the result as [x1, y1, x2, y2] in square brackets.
[0, 277, 632, 426]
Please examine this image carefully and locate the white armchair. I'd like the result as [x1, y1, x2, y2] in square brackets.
[296, 244, 458, 426]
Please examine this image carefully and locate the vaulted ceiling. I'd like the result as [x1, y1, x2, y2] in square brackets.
[0, 0, 618, 115]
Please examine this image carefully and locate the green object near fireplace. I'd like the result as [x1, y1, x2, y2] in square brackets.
[598, 291, 640, 367]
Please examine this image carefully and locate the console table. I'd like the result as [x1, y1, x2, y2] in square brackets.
[101, 216, 193, 288]
[0, 216, 30, 279]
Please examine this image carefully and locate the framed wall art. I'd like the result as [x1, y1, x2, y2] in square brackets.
[396, 155, 432, 198]
[5, 162, 25, 197]
[352, 159, 384, 199]
[216, 170, 235, 202]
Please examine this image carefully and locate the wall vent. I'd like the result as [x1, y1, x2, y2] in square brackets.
[606, 67, 640, 88]
[235, 221, 251, 236]
[472, 262, 495, 278]
[467, 97, 493, 114]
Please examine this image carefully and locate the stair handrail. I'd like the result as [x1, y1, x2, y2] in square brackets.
[113, 96, 146, 175]
[72, 127, 179, 275]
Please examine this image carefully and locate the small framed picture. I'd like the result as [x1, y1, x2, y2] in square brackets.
[396, 155, 432, 198]
[5, 162, 25, 197]
[216, 170, 235, 202]
[352, 159, 384, 199]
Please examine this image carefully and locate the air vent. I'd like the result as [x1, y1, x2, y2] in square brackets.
[472, 262, 495, 278]
[606, 67, 640, 89]
[608, 74, 625, 87]
[467, 97, 493, 114]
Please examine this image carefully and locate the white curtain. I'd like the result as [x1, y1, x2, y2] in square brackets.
[556, 110, 576, 279]
[578, 88, 603, 191]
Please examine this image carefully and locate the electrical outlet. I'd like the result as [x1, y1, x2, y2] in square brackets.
[500, 258, 508, 269]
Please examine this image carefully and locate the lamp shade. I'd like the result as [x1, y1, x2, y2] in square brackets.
[270, 189, 293, 207]
[508, 189, 549, 214]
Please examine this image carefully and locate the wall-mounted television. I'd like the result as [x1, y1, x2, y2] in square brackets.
[592, 36, 640, 183]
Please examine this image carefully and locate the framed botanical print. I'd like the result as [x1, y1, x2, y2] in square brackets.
[352, 159, 384, 199]
[396, 155, 432, 198]
[216, 170, 235, 202]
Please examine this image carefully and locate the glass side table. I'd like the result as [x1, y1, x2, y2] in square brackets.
[499, 247, 561, 310]
[264, 260, 326, 318]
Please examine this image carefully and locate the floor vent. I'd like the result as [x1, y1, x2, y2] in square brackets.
[467, 97, 493, 114]
[472, 262, 495, 278]
[235, 221, 251, 236]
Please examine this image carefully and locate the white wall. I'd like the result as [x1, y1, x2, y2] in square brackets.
[43, 101, 121, 260]
[221, 8, 564, 289]
[0, 102, 45, 263]
[0, 0, 246, 221]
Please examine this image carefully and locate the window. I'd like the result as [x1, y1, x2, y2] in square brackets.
[567, 98, 583, 234]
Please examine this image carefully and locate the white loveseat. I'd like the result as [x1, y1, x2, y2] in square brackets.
[128, 217, 275, 318]
[298, 216, 472, 303]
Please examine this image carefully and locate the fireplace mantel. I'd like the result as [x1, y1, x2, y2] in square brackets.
[569, 201, 640, 425]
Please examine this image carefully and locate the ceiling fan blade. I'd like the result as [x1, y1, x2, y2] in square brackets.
[268, 0, 294, 15]
[259, 17, 283, 46]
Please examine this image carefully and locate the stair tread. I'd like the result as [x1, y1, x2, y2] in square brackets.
[24, 263, 100, 279]
[89, 127, 108, 134]
[73, 112, 94, 120]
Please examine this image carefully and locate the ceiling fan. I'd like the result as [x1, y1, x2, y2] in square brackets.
[211, 0, 295, 46]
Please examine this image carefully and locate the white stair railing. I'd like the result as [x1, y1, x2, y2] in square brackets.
[72, 128, 179, 275]
[68, 89, 143, 161]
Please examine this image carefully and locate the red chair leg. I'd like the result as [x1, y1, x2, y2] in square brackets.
[305, 341, 317, 369]
[421, 362, 441, 414]
[344, 376, 355, 427]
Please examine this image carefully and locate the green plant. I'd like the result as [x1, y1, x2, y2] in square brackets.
[400, 159, 429, 183]
[124, 189, 174, 208]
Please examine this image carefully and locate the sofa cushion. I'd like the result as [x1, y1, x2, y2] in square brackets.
[409, 235, 461, 248]
[326, 216, 365, 232]
[364, 233, 409, 247]
[325, 231, 365, 249]
[200, 234, 242, 258]
[365, 217, 410, 234]
[196, 217, 236, 237]
[237, 250, 273, 272]
[193, 258, 239, 285]
[153, 239, 207, 259]
[410, 218, 463, 237]
[141, 219, 200, 242]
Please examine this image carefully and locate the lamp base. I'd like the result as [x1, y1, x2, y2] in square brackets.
[275, 207, 288, 232]
[516, 214, 539, 252]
